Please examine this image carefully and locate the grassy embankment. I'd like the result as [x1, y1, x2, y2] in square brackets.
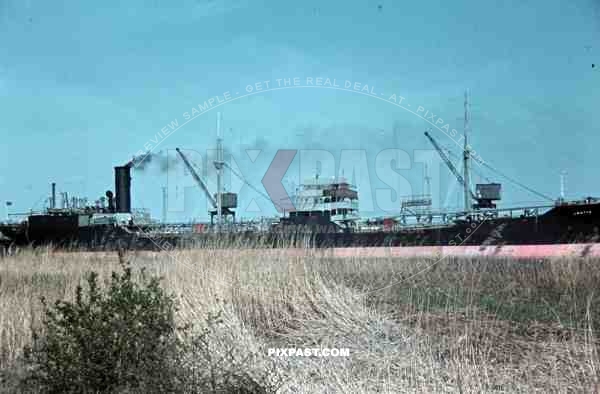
[1, 244, 599, 392]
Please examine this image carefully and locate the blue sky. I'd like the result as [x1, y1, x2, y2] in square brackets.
[1, 0, 598, 221]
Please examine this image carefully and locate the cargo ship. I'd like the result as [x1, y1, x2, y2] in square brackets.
[2, 95, 599, 252]
[2, 160, 599, 252]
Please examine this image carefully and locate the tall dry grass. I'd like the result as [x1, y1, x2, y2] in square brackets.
[1, 246, 599, 392]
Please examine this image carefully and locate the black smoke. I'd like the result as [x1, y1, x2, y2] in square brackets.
[129, 150, 178, 172]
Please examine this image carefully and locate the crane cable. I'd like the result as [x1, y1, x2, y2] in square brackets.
[439, 142, 555, 202]
[477, 160, 554, 202]
[222, 162, 291, 212]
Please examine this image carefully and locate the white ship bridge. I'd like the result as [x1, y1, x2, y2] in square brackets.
[289, 176, 361, 228]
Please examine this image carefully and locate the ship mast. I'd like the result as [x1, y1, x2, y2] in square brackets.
[424, 163, 431, 196]
[215, 112, 224, 230]
[463, 89, 471, 213]
[161, 186, 167, 224]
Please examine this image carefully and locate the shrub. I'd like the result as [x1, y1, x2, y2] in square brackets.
[22, 261, 181, 393]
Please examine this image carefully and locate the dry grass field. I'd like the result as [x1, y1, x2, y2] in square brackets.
[1, 246, 600, 392]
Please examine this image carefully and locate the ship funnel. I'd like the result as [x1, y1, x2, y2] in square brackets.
[114, 166, 131, 213]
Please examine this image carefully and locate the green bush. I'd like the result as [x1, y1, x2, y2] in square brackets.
[22, 262, 181, 393]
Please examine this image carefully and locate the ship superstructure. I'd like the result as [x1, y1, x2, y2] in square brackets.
[288, 175, 360, 231]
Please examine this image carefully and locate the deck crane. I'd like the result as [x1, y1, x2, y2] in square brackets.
[424, 131, 500, 211]
[175, 148, 237, 224]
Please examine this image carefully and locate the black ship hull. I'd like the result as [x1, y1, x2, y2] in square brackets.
[2, 201, 600, 252]
[275, 200, 600, 247]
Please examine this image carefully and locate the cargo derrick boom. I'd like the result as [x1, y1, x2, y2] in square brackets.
[175, 147, 236, 225]
[175, 148, 217, 208]
[424, 131, 501, 211]
[424, 130, 477, 204]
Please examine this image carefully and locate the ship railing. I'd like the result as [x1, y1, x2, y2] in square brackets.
[480, 204, 555, 219]
[299, 177, 357, 187]
[0, 218, 27, 225]
[0, 222, 25, 231]
[389, 203, 556, 228]
[356, 226, 384, 232]
[143, 222, 280, 235]
[555, 197, 600, 206]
